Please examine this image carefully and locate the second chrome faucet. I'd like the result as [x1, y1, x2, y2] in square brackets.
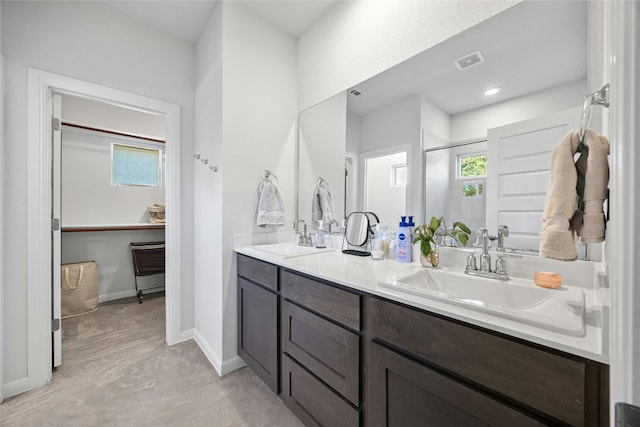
[465, 226, 515, 281]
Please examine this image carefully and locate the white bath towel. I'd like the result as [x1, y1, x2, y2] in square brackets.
[539, 129, 609, 260]
[311, 180, 335, 224]
[257, 178, 285, 227]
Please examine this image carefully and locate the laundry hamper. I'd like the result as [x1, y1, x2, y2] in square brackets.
[130, 241, 165, 303]
[61, 260, 99, 318]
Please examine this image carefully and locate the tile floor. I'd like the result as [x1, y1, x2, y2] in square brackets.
[0, 294, 303, 427]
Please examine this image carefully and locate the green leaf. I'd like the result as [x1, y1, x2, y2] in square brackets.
[421, 239, 431, 256]
[429, 216, 441, 230]
[453, 221, 471, 234]
[458, 233, 468, 246]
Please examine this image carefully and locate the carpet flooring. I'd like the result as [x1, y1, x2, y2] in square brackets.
[0, 294, 303, 427]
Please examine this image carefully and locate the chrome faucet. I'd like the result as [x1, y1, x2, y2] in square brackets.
[464, 228, 516, 281]
[497, 225, 509, 252]
[478, 229, 492, 273]
[327, 219, 338, 235]
[293, 220, 312, 246]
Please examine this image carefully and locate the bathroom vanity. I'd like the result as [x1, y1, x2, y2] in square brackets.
[236, 245, 609, 427]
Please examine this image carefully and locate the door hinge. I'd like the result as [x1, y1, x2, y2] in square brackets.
[52, 117, 61, 131]
[52, 218, 60, 231]
[52, 318, 60, 332]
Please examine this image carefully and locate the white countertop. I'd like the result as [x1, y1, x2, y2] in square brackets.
[235, 244, 609, 364]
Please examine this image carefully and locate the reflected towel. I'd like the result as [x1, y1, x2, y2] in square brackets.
[311, 181, 335, 224]
[257, 178, 285, 227]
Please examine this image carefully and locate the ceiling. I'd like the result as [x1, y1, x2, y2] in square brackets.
[100, 0, 340, 44]
[347, 1, 588, 116]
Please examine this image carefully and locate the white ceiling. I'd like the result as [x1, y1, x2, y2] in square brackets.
[100, 0, 339, 44]
[347, 1, 588, 116]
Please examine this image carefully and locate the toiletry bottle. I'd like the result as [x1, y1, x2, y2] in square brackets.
[315, 220, 327, 248]
[388, 231, 397, 260]
[371, 224, 384, 260]
[408, 216, 415, 241]
[397, 217, 412, 262]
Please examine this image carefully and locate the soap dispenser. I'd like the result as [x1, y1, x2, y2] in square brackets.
[396, 216, 412, 262]
[315, 220, 327, 248]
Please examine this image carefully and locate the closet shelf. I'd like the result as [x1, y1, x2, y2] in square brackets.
[62, 224, 165, 233]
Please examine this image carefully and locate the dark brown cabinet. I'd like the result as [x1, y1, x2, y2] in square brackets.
[236, 253, 609, 427]
[280, 269, 362, 426]
[367, 296, 609, 427]
[237, 254, 279, 393]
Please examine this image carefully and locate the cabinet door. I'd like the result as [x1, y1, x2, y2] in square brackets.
[282, 300, 360, 405]
[368, 342, 546, 427]
[282, 354, 360, 427]
[238, 277, 278, 392]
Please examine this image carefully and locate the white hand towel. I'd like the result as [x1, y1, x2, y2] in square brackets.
[257, 178, 285, 227]
[312, 181, 335, 224]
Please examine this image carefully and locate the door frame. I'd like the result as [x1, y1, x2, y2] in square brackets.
[26, 68, 182, 391]
[360, 143, 412, 219]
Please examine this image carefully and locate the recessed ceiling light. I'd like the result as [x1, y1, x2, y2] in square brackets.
[484, 86, 502, 96]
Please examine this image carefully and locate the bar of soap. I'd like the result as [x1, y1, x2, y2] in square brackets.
[534, 271, 562, 289]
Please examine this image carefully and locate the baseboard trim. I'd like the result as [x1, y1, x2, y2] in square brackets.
[221, 355, 246, 376]
[178, 328, 194, 343]
[192, 329, 245, 376]
[2, 377, 32, 399]
[98, 290, 136, 303]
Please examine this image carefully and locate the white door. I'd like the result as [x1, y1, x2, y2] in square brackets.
[52, 93, 62, 367]
[486, 106, 581, 251]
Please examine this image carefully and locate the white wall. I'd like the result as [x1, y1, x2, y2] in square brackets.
[1, 1, 195, 395]
[299, 92, 347, 225]
[451, 79, 586, 142]
[61, 127, 165, 225]
[62, 229, 165, 301]
[194, 1, 298, 372]
[297, 0, 520, 111]
[62, 95, 165, 140]
[0, 1, 4, 400]
[364, 152, 406, 226]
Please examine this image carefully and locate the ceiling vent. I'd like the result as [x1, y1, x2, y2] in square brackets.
[349, 88, 365, 97]
[454, 50, 485, 71]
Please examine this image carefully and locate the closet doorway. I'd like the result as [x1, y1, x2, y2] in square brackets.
[27, 68, 182, 390]
[55, 94, 168, 366]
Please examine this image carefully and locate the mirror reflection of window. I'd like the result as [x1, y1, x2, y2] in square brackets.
[390, 163, 407, 187]
[364, 151, 407, 225]
[424, 140, 486, 236]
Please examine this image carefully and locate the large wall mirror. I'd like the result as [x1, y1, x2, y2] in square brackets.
[298, 1, 589, 253]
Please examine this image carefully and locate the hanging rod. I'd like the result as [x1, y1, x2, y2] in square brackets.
[579, 83, 610, 141]
[194, 154, 218, 172]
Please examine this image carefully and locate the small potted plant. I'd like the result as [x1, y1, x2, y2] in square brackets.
[413, 216, 471, 267]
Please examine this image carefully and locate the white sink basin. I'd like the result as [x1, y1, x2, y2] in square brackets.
[380, 268, 585, 336]
[247, 243, 334, 259]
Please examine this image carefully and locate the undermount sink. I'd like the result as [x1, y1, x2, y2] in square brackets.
[379, 267, 585, 336]
[247, 242, 334, 259]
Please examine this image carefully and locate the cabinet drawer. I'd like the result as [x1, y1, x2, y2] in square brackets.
[282, 354, 360, 427]
[281, 270, 361, 330]
[368, 297, 588, 426]
[238, 277, 279, 393]
[368, 342, 545, 427]
[237, 254, 278, 291]
[282, 300, 360, 405]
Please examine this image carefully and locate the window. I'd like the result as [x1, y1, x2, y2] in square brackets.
[390, 163, 407, 187]
[458, 153, 487, 179]
[462, 182, 483, 197]
[111, 143, 162, 187]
